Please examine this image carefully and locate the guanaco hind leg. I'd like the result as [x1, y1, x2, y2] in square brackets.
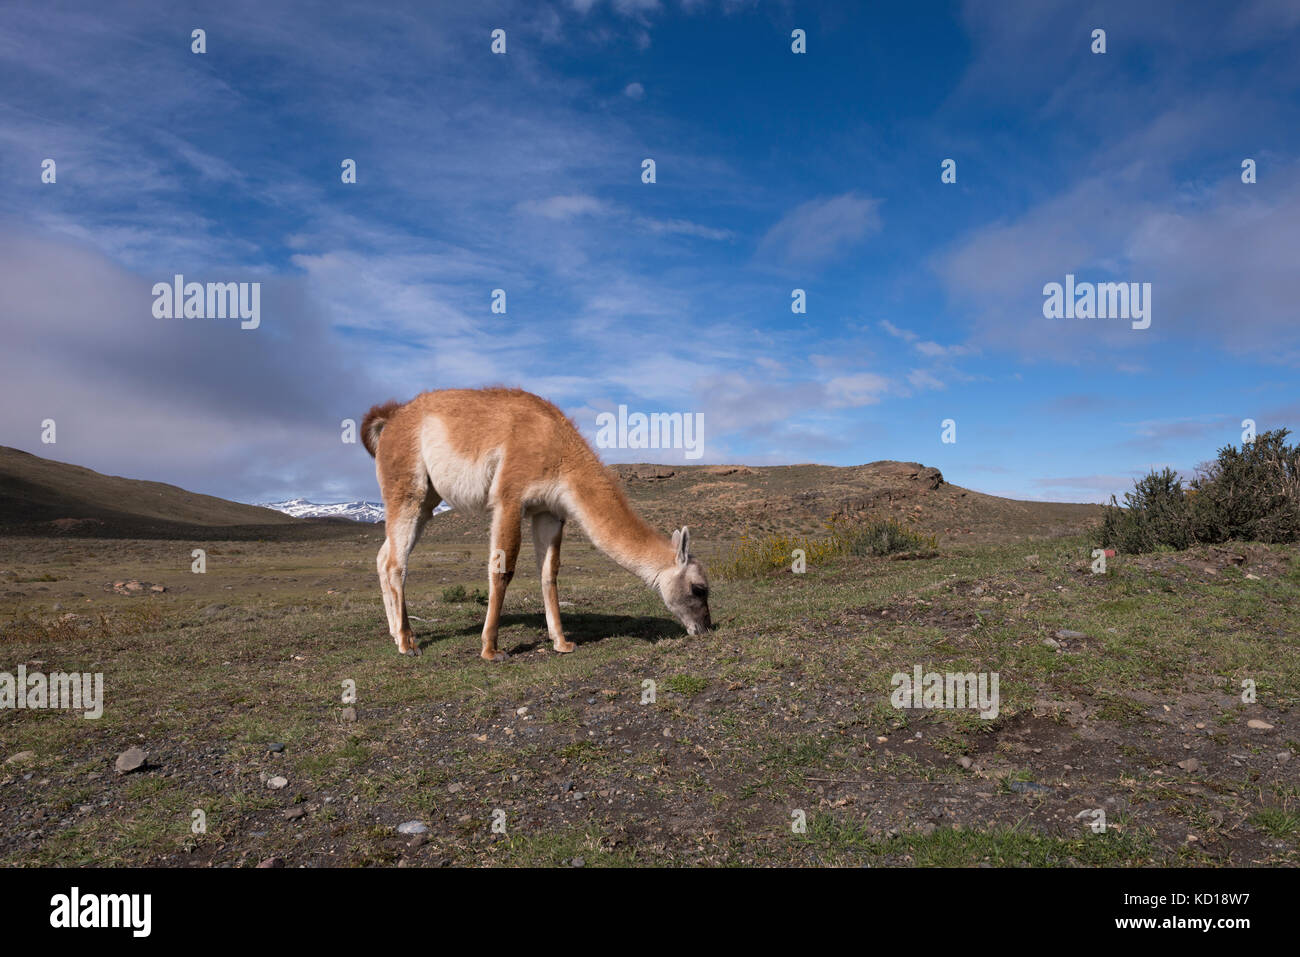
[480, 502, 522, 661]
[532, 512, 573, 653]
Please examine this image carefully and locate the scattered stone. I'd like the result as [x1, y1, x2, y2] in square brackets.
[267, 743, 285, 753]
[397, 821, 429, 835]
[957, 756, 972, 769]
[5, 751, 36, 766]
[340, 707, 357, 723]
[516, 706, 529, 716]
[1177, 758, 1200, 772]
[1245, 573, 1261, 580]
[150, 584, 166, 593]
[447, 783, 463, 794]
[256, 857, 285, 868]
[283, 806, 306, 821]
[1247, 719, 1273, 730]
[1277, 752, 1292, 764]
[114, 747, 147, 774]
[1042, 637, 1061, 649]
[408, 833, 429, 848]
[571, 857, 585, 868]
[1055, 629, 1087, 640]
[267, 776, 289, 790]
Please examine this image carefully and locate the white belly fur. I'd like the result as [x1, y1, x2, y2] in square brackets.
[418, 417, 501, 514]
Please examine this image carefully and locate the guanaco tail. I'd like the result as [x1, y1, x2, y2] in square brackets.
[361, 387, 713, 660]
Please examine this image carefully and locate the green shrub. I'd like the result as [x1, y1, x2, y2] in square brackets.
[1101, 429, 1300, 553]
[837, 516, 939, 557]
[1100, 467, 1194, 553]
[1189, 428, 1300, 544]
[441, 584, 488, 605]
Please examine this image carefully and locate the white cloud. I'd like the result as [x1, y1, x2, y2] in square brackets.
[879, 319, 918, 342]
[515, 194, 609, 220]
[825, 372, 892, 408]
[757, 192, 883, 266]
[907, 369, 946, 391]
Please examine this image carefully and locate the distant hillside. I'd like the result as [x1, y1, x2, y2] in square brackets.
[0, 448, 1101, 545]
[0, 446, 301, 537]
[420, 460, 1103, 548]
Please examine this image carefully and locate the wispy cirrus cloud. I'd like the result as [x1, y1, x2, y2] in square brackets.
[757, 192, 883, 266]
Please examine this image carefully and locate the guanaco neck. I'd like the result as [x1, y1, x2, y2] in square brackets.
[566, 468, 676, 586]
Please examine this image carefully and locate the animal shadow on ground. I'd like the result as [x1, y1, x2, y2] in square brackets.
[424, 611, 682, 654]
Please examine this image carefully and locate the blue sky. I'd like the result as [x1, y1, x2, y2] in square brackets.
[1, 0, 1297, 506]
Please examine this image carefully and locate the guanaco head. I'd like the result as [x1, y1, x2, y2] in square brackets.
[659, 526, 713, 635]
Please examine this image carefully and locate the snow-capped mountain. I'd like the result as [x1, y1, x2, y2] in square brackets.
[255, 498, 454, 523]
[255, 498, 387, 522]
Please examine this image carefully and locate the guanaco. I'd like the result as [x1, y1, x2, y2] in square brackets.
[361, 388, 712, 660]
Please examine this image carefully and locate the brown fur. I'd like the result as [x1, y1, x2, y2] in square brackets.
[360, 399, 401, 457]
[361, 387, 712, 660]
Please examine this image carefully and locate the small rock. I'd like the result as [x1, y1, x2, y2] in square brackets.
[571, 857, 585, 868]
[516, 706, 529, 716]
[1055, 629, 1087, 640]
[397, 821, 429, 835]
[1277, 752, 1291, 764]
[1042, 637, 1061, 649]
[267, 743, 285, 753]
[5, 751, 35, 766]
[256, 856, 285, 868]
[1177, 758, 1200, 772]
[267, 776, 289, 790]
[408, 833, 429, 848]
[340, 707, 357, 723]
[283, 806, 306, 820]
[957, 756, 972, 769]
[150, 584, 166, 593]
[447, 783, 463, 794]
[114, 747, 147, 774]
[1245, 573, 1261, 580]
[1247, 719, 1273, 730]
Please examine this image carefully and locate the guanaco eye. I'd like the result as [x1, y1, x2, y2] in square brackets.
[691, 584, 708, 599]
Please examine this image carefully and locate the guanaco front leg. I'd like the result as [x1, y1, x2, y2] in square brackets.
[532, 512, 573, 653]
[481, 503, 521, 661]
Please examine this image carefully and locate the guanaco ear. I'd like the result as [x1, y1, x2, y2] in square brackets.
[673, 526, 691, 566]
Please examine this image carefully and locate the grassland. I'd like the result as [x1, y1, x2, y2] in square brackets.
[1, 520, 1296, 867]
